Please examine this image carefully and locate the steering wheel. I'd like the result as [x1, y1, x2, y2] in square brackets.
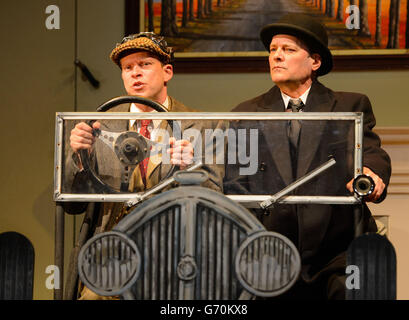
[79, 96, 180, 194]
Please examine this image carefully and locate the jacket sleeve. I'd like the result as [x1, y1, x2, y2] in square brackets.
[62, 150, 92, 214]
[193, 119, 226, 192]
[356, 94, 391, 202]
[61, 120, 94, 214]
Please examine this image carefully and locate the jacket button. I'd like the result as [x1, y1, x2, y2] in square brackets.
[259, 162, 266, 171]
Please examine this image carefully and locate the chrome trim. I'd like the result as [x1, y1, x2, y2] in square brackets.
[56, 112, 362, 120]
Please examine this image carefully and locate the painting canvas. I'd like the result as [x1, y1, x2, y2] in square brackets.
[140, 0, 409, 56]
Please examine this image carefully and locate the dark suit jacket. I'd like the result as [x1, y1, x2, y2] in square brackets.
[224, 81, 391, 282]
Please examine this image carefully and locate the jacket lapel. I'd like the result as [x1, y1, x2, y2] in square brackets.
[295, 82, 337, 254]
[296, 81, 336, 179]
[146, 119, 168, 187]
[257, 87, 294, 186]
[147, 96, 188, 186]
[128, 97, 192, 190]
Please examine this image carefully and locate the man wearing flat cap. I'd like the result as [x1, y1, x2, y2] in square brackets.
[64, 32, 223, 299]
[68, 32, 204, 187]
[224, 14, 391, 299]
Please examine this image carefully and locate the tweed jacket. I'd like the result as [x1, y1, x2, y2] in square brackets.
[63, 96, 224, 299]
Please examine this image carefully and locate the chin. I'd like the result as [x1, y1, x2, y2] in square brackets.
[129, 91, 147, 97]
[270, 75, 288, 84]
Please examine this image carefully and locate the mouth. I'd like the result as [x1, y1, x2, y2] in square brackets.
[132, 82, 145, 89]
[272, 66, 286, 71]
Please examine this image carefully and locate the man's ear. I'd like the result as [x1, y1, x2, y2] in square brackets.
[311, 53, 322, 72]
[163, 64, 173, 83]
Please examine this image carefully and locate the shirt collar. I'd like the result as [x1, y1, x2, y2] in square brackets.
[280, 86, 311, 110]
[129, 96, 169, 128]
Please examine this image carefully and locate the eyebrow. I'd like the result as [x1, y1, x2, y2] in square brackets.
[270, 43, 298, 49]
[121, 55, 156, 66]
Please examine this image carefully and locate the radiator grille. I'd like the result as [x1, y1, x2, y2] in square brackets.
[195, 205, 245, 299]
[129, 204, 247, 299]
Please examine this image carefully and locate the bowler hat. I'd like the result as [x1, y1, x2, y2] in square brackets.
[260, 13, 333, 76]
[110, 32, 174, 67]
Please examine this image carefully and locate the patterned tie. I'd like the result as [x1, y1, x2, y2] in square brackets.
[139, 119, 152, 187]
[287, 98, 304, 148]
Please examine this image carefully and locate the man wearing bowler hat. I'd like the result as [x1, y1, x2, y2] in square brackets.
[224, 14, 391, 299]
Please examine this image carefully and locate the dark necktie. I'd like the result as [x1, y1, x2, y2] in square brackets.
[139, 119, 152, 187]
[287, 98, 304, 180]
[287, 98, 304, 148]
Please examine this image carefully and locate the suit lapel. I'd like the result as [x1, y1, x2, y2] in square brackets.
[128, 97, 192, 190]
[100, 103, 130, 131]
[296, 81, 336, 179]
[147, 96, 187, 185]
[257, 87, 294, 186]
[146, 119, 168, 186]
[296, 82, 337, 253]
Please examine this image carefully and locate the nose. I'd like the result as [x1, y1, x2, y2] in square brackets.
[130, 65, 142, 77]
[271, 48, 283, 61]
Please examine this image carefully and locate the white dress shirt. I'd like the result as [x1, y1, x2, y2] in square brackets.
[129, 96, 169, 141]
[280, 86, 311, 111]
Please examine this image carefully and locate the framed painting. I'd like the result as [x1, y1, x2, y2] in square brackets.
[125, 0, 409, 73]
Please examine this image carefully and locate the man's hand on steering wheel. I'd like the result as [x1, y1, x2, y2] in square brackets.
[167, 137, 194, 170]
[70, 121, 194, 170]
[70, 121, 101, 169]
